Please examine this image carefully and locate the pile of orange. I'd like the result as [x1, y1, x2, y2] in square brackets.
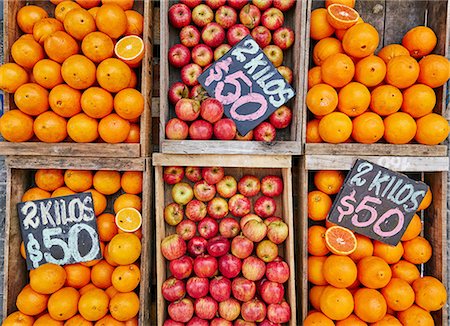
[0, 0, 145, 145]
[305, 169, 447, 325]
[306, 0, 449, 146]
[3, 168, 144, 325]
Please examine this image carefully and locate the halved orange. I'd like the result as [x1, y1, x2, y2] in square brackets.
[114, 35, 144, 68]
[115, 207, 142, 232]
[327, 4, 360, 30]
[325, 225, 357, 255]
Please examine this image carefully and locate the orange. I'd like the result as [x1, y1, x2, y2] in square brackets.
[52, 186, 76, 197]
[314, 170, 344, 195]
[125, 10, 144, 35]
[309, 285, 327, 311]
[0, 63, 29, 93]
[323, 255, 357, 288]
[33, 111, 68, 143]
[124, 317, 138, 326]
[105, 285, 119, 298]
[415, 113, 449, 145]
[402, 26, 437, 59]
[326, 4, 359, 30]
[114, 88, 144, 120]
[308, 66, 322, 89]
[306, 119, 323, 143]
[403, 236, 432, 264]
[320, 286, 354, 320]
[306, 84, 338, 116]
[96, 4, 128, 39]
[125, 124, 140, 143]
[335, 16, 363, 40]
[49, 84, 82, 118]
[44, 31, 80, 63]
[308, 256, 328, 286]
[2, 311, 34, 325]
[63, 8, 96, 40]
[373, 241, 404, 264]
[352, 112, 384, 144]
[93, 170, 121, 195]
[349, 234, 373, 261]
[64, 170, 94, 192]
[102, 0, 134, 10]
[33, 59, 63, 89]
[111, 264, 140, 292]
[325, 0, 355, 8]
[109, 292, 140, 321]
[98, 113, 131, 144]
[418, 187, 432, 211]
[308, 190, 332, 221]
[79, 283, 99, 295]
[81, 32, 115, 63]
[33, 313, 64, 326]
[64, 263, 91, 289]
[381, 277, 415, 311]
[30, 263, 66, 294]
[64, 314, 93, 325]
[318, 112, 353, 143]
[96, 58, 132, 93]
[335, 314, 367, 326]
[121, 171, 143, 194]
[313, 37, 343, 66]
[85, 188, 107, 215]
[67, 113, 99, 143]
[61, 55, 97, 90]
[95, 314, 126, 325]
[308, 225, 329, 256]
[397, 304, 435, 325]
[370, 85, 403, 116]
[108, 233, 141, 265]
[377, 44, 410, 63]
[371, 314, 402, 326]
[35, 169, 64, 191]
[76, 0, 101, 9]
[383, 112, 417, 144]
[22, 187, 51, 201]
[0, 110, 34, 142]
[48, 287, 80, 321]
[304, 311, 334, 325]
[14, 83, 49, 116]
[78, 288, 110, 321]
[128, 70, 138, 88]
[16, 284, 49, 315]
[401, 84, 436, 118]
[11, 37, 45, 69]
[357, 256, 392, 289]
[412, 276, 447, 311]
[20, 241, 26, 259]
[115, 208, 142, 232]
[97, 213, 119, 242]
[386, 55, 420, 89]
[401, 214, 421, 241]
[342, 23, 379, 58]
[391, 260, 420, 284]
[310, 8, 335, 41]
[353, 288, 387, 323]
[91, 260, 115, 289]
[321, 53, 355, 88]
[355, 55, 386, 87]
[104, 244, 119, 267]
[81, 87, 114, 119]
[55, 1, 82, 21]
[113, 193, 142, 213]
[89, 7, 100, 18]
[17, 5, 48, 34]
[324, 225, 357, 255]
[337, 82, 371, 117]
[114, 35, 145, 67]
[417, 54, 450, 88]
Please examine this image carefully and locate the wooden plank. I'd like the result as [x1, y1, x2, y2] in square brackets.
[305, 155, 450, 172]
[153, 6, 160, 45]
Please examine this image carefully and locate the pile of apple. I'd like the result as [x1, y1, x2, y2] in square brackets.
[160, 165, 292, 325]
[166, 0, 296, 142]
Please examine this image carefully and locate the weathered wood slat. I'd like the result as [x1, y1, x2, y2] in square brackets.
[305, 143, 448, 156]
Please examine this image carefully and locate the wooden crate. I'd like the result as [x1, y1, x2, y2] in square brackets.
[153, 154, 297, 325]
[0, 0, 153, 158]
[303, 0, 450, 156]
[296, 155, 449, 323]
[2, 156, 152, 325]
[159, 1, 307, 155]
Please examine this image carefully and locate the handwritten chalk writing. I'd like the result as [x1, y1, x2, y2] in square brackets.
[352, 196, 382, 227]
[230, 93, 268, 121]
[373, 208, 404, 237]
[231, 39, 259, 62]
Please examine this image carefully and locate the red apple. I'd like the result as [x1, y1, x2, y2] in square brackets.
[190, 84, 208, 101]
[254, 122, 276, 142]
[259, 319, 281, 326]
[180, 0, 202, 8]
[163, 319, 185, 326]
[206, 0, 226, 9]
[241, 298, 267, 322]
[188, 236, 208, 256]
[227, 24, 250, 46]
[168, 298, 194, 323]
[164, 202, 184, 226]
[273, 26, 294, 50]
[228, 194, 251, 217]
[176, 220, 197, 241]
[239, 214, 262, 229]
[164, 166, 185, 185]
[266, 260, 289, 283]
[166, 118, 189, 140]
[172, 182, 194, 205]
[195, 296, 218, 320]
[169, 3, 192, 28]
[235, 130, 254, 140]
[214, 118, 237, 140]
[263, 45, 283, 67]
[218, 253, 242, 278]
[228, 0, 249, 10]
[194, 180, 216, 201]
[211, 318, 233, 326]
[216, 175, 237, 199]
[218, 298, 241, 321]
[260, 281, 284, 304]
[194, 254, 218, 278]
[181, 63, 203, 86]
[192, 44, 214, 67]
[162, 277, 186, 302]
[256, 240, 278, 263]
[207, 236, 230, 257]
[232, 277, 256, 302]
[189, 120, 213, 140]
[277, 66, 293, 84]
[168, 44, 191, 69]
[251, 25, 272, 48]
[231, 235, 254, 259]
[187, 276, 210, 298]
[198, 217, 219, 239]
[273, 0, 295, 11]
[264, 216, 282, 225]
[239, 4, 261, 29]
[180, 25, 201, 48]
[261, 175, 283, 197]
[234, 319, 256, 326]
[242, 219, 268, 242]
[210, 276, 232, 302]
[254, 196, 276, 218]
[238, 175, 260, 197]
[169, 82, 189, 105]
[214, 44, 232, 60]
[267, 220, 288, 244]
[202, 166, 225, 185]
[215, 5, 238, 29]
[162, 234, 187, 261]
[252, 0, 272, 11]
[185, 166, 202, 182]
[242, 256, 266, 281]
[185, 199, 207, 221]
[170, 255, 194, 279]
[261, 8, 284, 30]
[201, 98, 224, 124]
[202, 22, 226, 48]
[192, 4, 214, 27]
[207, 197, 229, 219]
[267, 301, 291, 323]
[187, 317, 209, 326]
[269, 105, 292, 128]
[219, 217, 240, 238]
[175, 98, 200, 122]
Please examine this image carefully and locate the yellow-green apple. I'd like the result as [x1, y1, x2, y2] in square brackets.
[194, 296, 218, 320]
[252, 0, 272, 11]
[181, 63, 203, 86]
[251, 25, 272, 48]
[214, 118, 237, 140]
[192, 44, 214, 67]
[267, 220, 288, 244]
[210, 276, 231, 302]
[169, 82, 189, 105]
[218, 298, 241, 321]
[260, 281, 284, 304]
[218, 253, 242, 278]
[202, 166, 225, 185]
[189, 120, 213, 140]
[202, 22, 226, 48]
[192, 4, 214, 27]
[254, 195, 277, 217]
[219, 217, 240, 238]
[241, 298, 267, 322]
[194, 180, 216, 201]
[242, 256, 266, 281]
[185, 166, 202, 182]
[169, 255, 194, 279]
[207, 197, 229, 219]
[264, 216, 282, 225]
[161, 234, 187, 260]
[172, 182, 194, 205]
[214, 44, 232, 60]
[185, 199, 207, 221]
[216, 175, 237, 198]
[256, 239, 278, 262]
[227, 24, 250, 46]
[201, 98, 224, 124]
[164, 202, 184, 226]
[198, 217, 219, 239]
[240, 4, 261, 29]
[254, 121, 277, 141]
[242, 219, 268, 242]
[176, 219, 197, 241]
[261, 175, 283, 197]
[238, 175, 261, 197]
[194, 254, 218, 277]
[169, 3, 192, 28]
[232, 277, 256, 302]
[162, 276, 186, 302]
[187, 236, 208, 256]
[267, 301, 291, 323]
[215, 5, 238, 29]
[240, 213, 262, 229]
[175, 98, 200, 121]
[261, 8, 284, 30]
[166, 118, 189, 140]
[228, 194, 251, 217]
[164, 166, 185, 185]
[263, 44, 283, 67]
[231, 235, 254, 259]
[180, 25, 201, 48]
[273, 26, 294, 50]
[207, 235, 230, 257]
[168, 298, 194, 323]
[273, 0, 295, 11]
[168, 44, 191, 68]
[186, 276, 209, 298]
[277, 66, 293, 84]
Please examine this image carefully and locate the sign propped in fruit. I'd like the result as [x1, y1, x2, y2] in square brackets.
[198, 35, 295, 136]
[327, 159, 428, 246]
[17, 192, 102, 270]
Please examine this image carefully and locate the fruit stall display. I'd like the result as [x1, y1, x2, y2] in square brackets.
[297, 155, 448, 325]
[304, 0, 450, 156]
[153, 154, 296, 325]
[0, 0, 152, 157]
[159, 0, 307, 154]
[1, 157, 151, 325]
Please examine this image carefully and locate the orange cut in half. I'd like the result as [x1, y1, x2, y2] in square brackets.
[115, 207, 142, 232]
[114, 35, 145, 68]
[327, 4, 360, 30]
[325, 225, 357, 255]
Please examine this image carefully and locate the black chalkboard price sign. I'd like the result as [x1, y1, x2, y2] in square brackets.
[17, 192, 102, 270]
[327, 159, 428, 246]
[198, 34, 295, 136]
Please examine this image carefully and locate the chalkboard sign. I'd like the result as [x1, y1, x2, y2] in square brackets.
[17, 192, 102, 270]
[198, 35, 295, 136]
[327, 159, 428, 246]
